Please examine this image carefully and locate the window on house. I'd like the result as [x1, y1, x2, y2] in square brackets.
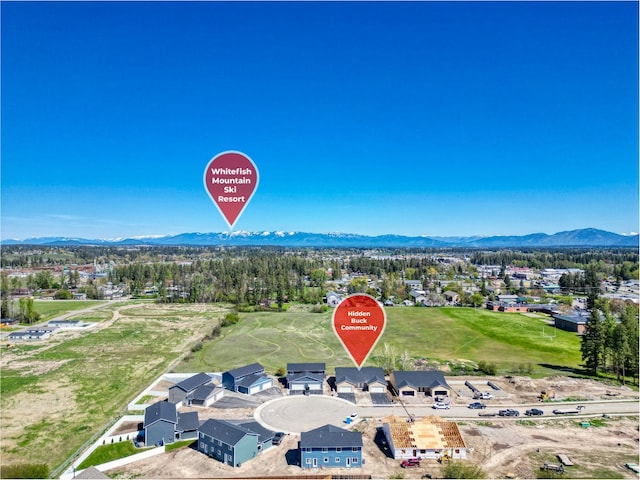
[352, 447, 359, 452]
[324, 458, 329, 463]
[336, 447, 342, 452]
[306, 448, 311, 453]
[335, 457, 340, 463]
[217, 439, 222, 446]
[352, 457, 359, 463]
[305, 459, 312, 465]
[322, 448, 328, 453]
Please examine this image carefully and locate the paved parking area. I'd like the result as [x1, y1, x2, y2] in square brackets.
[254, 395, 357, 434]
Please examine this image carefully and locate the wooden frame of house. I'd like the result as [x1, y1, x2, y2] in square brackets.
[299, 424, 363, 469]
[382, 415, 466, 461]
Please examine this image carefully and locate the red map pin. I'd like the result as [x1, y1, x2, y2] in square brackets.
[203, 151, 259, 229]
[332, 294, 387, 369]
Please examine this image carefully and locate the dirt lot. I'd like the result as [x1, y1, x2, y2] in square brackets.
[108, 376, 640, 479]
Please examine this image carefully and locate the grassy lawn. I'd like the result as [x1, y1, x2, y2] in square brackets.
[77, 441, 147, 470]
[33, 300, 106, 321]
[178, 306, 583, 376]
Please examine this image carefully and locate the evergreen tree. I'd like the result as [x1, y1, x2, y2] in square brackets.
[581, 307, 605, 375]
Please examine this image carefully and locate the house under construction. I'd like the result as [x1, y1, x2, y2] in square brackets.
[381, 415, 467, 460]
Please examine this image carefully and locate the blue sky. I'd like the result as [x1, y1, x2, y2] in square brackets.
[2, 1, 638, 239]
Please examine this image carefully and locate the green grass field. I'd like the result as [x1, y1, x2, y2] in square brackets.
[178, 305, 582, 376]
[33, 300, 106, 321]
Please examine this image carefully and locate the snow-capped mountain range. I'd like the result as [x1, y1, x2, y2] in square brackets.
[2, 228, 638, 248]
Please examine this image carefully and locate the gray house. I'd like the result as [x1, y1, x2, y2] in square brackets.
[334, 367, 387, 393]
[390, 370, 451, 399]
[300, 424, 363, 469]
[222, 363, 273, 394]
[197, 419, 275, 467]
[143, 401, 199, 446]
[168, 372, 215, 406]
[287, 363, 325, 395]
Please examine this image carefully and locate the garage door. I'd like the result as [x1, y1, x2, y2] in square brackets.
[291, 384, 305, 390]
[370, 386, 385, 393]
[338, 386, 352, 393]
[401, 390, 415, 396]
[250, 385, 261, 394]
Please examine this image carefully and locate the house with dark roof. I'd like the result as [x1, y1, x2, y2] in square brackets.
[287, 363, 326, 395]
[197, 418, 275, 467]
[390, 370, 451, 399]
[143, 401, 199, 446]
[168, 372, 219, 406]
[553, 312, 589, 334]
[334, 367, 387, 393]
[299, 424, 363, 469]
[188, 383, 225, 407]
[222, 363, 273, 395]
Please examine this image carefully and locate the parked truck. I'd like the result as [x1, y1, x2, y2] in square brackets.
[552, 405, 585, 415]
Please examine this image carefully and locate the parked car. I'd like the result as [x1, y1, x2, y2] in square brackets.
[474, 391, 493, 400]
[350, 413, 358, 419]
[432, 402, 450, 409]
[525, 408, 544, 416]
[468, 402, 487, 409]
[401, 458, 421, 468]
[498, 409, 520, 417]
[272, 432, 285, 445]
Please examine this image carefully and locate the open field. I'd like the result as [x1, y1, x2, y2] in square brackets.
[0, 301, 614, 475]
[33, 300, 106, 321]
[178, 305, 583, 376]
[0, 301, 232, 474]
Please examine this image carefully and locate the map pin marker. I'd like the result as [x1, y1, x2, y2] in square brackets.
[332, 294, 387, 369]
[203, 151, 259, 229]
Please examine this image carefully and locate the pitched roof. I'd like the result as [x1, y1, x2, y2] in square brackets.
[232, 420, 275, 443]
[198, 419, 259, 446]
[287, 363, 326, 373]
[392, 371, 451, 390]
[300, 424, 362, 449]
[144, 401, 177, 427]
[225, 362, 264, 379]
[171, 372, 212, 393]
[236, 373, 270, 389]
[176, 411, 200, 432]
[190, 384, 222, 402]
[288, 372, 325, 384]
[335, 367, 386, 385]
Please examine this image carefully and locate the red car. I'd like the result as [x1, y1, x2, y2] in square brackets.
[401, 458, 421, 468]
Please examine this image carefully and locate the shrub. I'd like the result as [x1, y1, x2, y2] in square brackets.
[275, 367, 286, 377]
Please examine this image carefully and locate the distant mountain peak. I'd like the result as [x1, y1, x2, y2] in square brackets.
[1, 228, 638, 248]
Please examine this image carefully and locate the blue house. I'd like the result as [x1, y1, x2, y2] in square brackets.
[143, 401, 199, 446]
[197, 419, 275, 467]
[222, 363, 273, 394]
[300, 424, 363, 469]
[287, 363, 325, 395]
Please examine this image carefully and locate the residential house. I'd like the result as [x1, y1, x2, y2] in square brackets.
[325, 291, 343, 307]
[390, 371, 451, 399]
[334, 367, 387, 393]
[299, 424, 363, 469]
[197, 419, 275, 467]
[382, 415, 466, 460]
[48, 319, 85, 329]
[168, 372, 216, 407]
[404, 280, 423, 291]
[287, 363, 326, 395]
[143, 401, 199, 446]
[410, 290, 427, 306]
[443, 291, 460, 304]
[222, 363, 273, 394]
